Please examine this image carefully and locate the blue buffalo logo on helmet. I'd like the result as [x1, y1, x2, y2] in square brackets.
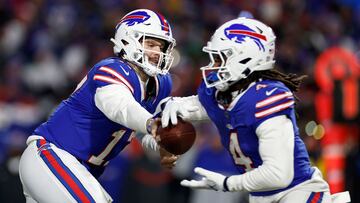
[224, 24, 267, 51]
[116, 11, 151, 28]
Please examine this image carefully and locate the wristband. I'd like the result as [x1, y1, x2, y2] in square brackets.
[146, 118, 155, 134]
[223, 176, 230, 192]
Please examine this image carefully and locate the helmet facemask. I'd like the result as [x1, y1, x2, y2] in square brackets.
[139, 34, 175, 76]
[201, 48, 235, 91]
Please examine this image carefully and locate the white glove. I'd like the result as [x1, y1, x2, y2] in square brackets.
[331, 191, 351, 203]
[140, 134, 159, 151]
[161, 98, 199, 128]
[180, 167, 229, 191]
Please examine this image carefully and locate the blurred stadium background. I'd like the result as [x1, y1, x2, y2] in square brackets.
[0, 0, 360, 202]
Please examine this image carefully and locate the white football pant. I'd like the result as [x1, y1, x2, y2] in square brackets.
[249, 167, 332, 203]
[19, 136, 113, 203]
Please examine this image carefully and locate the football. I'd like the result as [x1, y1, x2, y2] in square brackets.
[157, 118, 196, 155]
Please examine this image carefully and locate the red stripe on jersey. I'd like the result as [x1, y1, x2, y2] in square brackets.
[256, 92, 293, 108]
[255, 100, 294, 118]
[93, 75, 134, 94]
[98, 66, 134, 93]
[41, 148, 92, 203]
[94, 75, 122, 85]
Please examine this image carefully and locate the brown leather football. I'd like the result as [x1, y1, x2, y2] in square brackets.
[157, 118, 196, 155]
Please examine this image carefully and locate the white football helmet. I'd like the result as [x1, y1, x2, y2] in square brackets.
[201, 17, 276, 91]
[111, 9, 176, 76]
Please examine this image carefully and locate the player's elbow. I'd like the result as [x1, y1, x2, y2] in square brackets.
[266, 164, 293, 189]
[276, 172, 293, 188]
[278, 167, 294, 188]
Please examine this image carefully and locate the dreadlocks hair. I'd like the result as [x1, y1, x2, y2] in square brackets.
[252, 69, 307, 92]
[216, 69, 307, 107]
[228, 69, 307, 94]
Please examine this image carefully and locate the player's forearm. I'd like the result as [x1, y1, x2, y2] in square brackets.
[227, 116, 294, 192]
[95, 84, 152, 134]
[227, 161, 293, 192]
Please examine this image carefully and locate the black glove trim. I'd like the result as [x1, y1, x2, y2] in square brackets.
[223, 176, 230, 192]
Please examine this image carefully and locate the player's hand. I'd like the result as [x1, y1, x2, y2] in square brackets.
[159, 147, 178, 169]
[161, 98, 199, 128]
[180, 167, 228, 191]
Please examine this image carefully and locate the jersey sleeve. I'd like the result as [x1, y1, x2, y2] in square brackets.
[94, 84, 152, 134]
[252, 83, 295, 128]
[92, 63, 137, 96]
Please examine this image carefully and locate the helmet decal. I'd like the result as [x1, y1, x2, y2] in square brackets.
[155, 12, 170, 36]
[116, 11, 151, 28]
[224, 24, 267, 51]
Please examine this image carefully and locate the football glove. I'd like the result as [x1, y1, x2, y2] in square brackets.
[180, 167, 229, 192]
[161, 98, 199, 128]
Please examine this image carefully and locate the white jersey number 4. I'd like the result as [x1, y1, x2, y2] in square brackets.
[229, 132, 253, 172]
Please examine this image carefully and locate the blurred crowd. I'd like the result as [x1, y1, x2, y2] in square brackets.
[0, 0, 360, 202]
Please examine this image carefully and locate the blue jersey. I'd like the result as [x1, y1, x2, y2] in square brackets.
[198, 78, 314, 196]
[34, 57, 172, 177]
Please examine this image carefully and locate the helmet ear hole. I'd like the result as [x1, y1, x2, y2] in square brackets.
[239, 58, 251, 64]
[121, 39, 129, 45]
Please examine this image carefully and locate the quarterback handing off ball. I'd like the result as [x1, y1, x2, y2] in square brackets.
[157, 118, 196, 155]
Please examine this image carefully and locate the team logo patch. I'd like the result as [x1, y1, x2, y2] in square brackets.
[116, 11, 150, 28]
[224, 24, 267, 51]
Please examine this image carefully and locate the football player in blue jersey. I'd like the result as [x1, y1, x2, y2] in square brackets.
[19, 9, 178, 203]
[161, 18, 339, 203]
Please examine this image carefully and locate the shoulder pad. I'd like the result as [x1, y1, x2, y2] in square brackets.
[92, 58, 138, 94]
[253, 80, 294, 119]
